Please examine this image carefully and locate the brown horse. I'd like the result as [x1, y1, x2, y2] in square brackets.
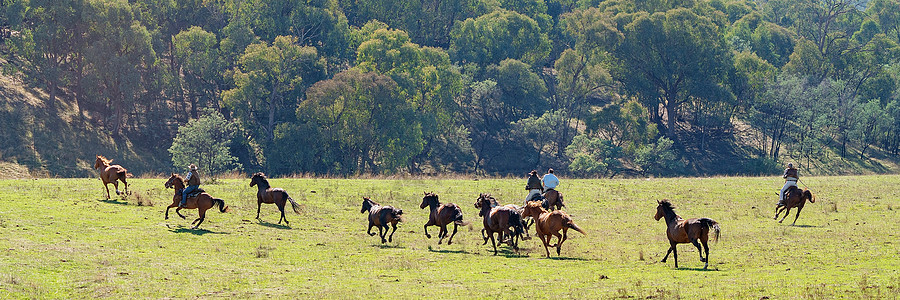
[542, 189, 566, 211]
[164, 174, 229, 229]
[93, 155, 131, 199]
[774, 187, 816, 225]
[654, 200, 720, 269]
[361, 197, 403, 243]
[474, 193, 525, 255]
[521, 201, 585, 257]
[420, 192, 467, 245]
[250, 172, 302, 225]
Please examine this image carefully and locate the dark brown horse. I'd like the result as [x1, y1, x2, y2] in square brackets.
[521, 201, 585, 257]
[420, 192, 466, 245]
[361, 197, 403, 243]
[250, 172, 302, 225]
[654, 200, 720, 269]
[164, 174, 228, 229]
[774, 187, 816, 225]
[474, 193, 525, 255]
[542, 189, 566, 211]
[93, 155, 131, 199]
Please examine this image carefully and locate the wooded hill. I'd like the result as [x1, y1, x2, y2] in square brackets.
[1, 0, 899, 177]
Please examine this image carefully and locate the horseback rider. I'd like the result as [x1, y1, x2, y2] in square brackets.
[779, 163, 799, 206]
[525, 170, 543, 205]
[541, 168, 559, 192]
[180, 164, 201, 208]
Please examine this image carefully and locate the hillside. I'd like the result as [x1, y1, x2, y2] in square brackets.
[0, 73, 170, 178]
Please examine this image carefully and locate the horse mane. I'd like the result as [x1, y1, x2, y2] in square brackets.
[252, 172, 270, 186]
[172, 173, 183, 181]
[96, 155, 112, 164]
[480, 193, 499, 207]
[424, 191, 437, 198]
[658, 199, 678, 219]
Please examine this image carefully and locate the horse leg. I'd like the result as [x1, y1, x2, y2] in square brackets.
[423, 222, 432, 239]
[481, 229, 489, 245]
[277, 202, 287, 225]
[192, 209, 206, 229]
[691, 239, 705, 262]
[701, 237, 710, 269]
[165, 204, 174, 220]
[103, 183, 111, 199]
[672, 242, 679, 268]
[539, 233, 551, 258]
[791, 206, 804, 226]
[437, 225, 446, 244]
[447, 223, 458, 245]
[489, 231, 498, 255]
[176, 207, 187, 219]
[779, 207, 791, 223]
[112, 181, 120, 195]
[389, 222, 397, 243]
[378, 225, 386, 243]
[367, 222, 376, 236]
[256, 201, 262, 220]
[557, 228, 569, 256]
[773, 205, 781, 219]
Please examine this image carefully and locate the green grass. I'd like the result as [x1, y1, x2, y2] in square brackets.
[1, 176, 898, 299]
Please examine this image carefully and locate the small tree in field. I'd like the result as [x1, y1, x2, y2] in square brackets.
[168, 110, 241, 177]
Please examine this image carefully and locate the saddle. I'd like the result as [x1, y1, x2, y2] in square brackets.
[180, 188, 206, 198]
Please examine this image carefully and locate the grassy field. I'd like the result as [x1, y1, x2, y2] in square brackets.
[0, 175, 898, 299]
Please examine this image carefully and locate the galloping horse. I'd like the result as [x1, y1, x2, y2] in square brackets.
[93, 155, 131, 199]
[420, 192, 467, 245]
[542, 189, 566, 211]
[361, 197, 404, 243]
[654, 200, 720, 269]
[521, 201, 585, 257]
[774, 187, 816, 225]
[474, 193, 525, 255]
[164, 174, 228, 229]
[250, 172, 302, 225]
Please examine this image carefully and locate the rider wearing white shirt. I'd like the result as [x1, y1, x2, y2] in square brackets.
[542, 168, 559, 191]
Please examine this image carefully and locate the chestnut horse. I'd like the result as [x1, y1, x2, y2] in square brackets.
[542, 189, 566, 211]
[774, 187, 816, 225]
[521, 201, 585, 257]
[250, 172, 302, 225]
[474, 193, 525, 255]
[654, 200, 720, 269]
[93, 155, 131, 199]
[420, 192, 467, 245]
[361, 197, 403, 243]
[164, 174, 228, 229]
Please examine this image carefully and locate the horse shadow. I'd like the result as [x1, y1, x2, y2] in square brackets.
[548, 256, 591, 261]
[792, 224, 817, 228]
[427, 248, 470, 255]
[256, 220, 292, 230]
[98, 199, 129, 206]
[168, 228, 228, 235]
[675, 267, 720, 272]
[372, 244, 405, 249]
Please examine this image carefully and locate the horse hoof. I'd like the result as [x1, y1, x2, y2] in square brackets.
[661, 259, 667, 263]
[425, 234, 431, 238]
[700, 258, 707, 262]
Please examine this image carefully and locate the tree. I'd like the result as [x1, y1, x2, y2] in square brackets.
[169, 110, 241, 176]
[173, 26, 223, 118]
[449, 10, 551, 66]
[611, 8, 734, 145]
[222, 35, 325, 147]
[296, 69, 423, 174]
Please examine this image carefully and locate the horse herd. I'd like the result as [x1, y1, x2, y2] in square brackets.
[93, 155, 817, 269]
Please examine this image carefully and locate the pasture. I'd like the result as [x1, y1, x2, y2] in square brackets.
[0, 176, 898, 298]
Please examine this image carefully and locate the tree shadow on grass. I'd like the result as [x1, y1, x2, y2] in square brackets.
[168, 227, 228, 235]
[256, 220, 291, 230]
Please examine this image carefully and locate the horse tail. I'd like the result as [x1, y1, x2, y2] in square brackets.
[508, 211, 525, 237]
[392, 208, 404, 222]
[699, 218, 720, 242]
[451, 205, 469, 225]
[213, 198, 229, 213]
[125, 172, 134, 178]
[567, 219, 586, 235]
[283, 191, 302, 214]
[804, 189, 816, 203]
[558, 194, 566, 208]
